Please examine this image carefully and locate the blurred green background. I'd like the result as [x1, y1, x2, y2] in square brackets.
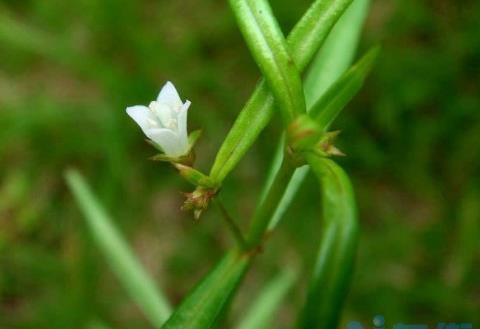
[0, 0, 479, 328]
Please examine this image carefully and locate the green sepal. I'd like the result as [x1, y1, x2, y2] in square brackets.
[148, 130, 202, 166]
[150, 152, 195, 166]
[188, 129, 202, 151]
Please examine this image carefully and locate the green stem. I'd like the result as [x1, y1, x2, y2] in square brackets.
[214, 198, 248, 250]
[246, 154, 296, 248]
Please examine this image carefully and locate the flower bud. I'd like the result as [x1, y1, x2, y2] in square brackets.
[173, 164, 216, 188]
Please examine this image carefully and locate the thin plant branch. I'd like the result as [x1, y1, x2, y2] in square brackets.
[246, 154, 296, 248]
[214, 198, 248, 250]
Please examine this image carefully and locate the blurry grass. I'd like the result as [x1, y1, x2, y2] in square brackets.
[0, 0, 479, 328]
[235, 269, 296, 329]
[65, 169, 171, 327]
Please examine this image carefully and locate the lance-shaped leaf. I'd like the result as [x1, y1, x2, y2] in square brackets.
[236, 269, 296, 329]
[310, 45, 380, 130]
[266, 0, 372, 231]
[65, 170, 171, 328]
[297, 156, 358, 329]
[161, 250, 251, 329]
[210, 0, 353, 184]
[229, 0, 305, 124]
[305, 0, 372, 107]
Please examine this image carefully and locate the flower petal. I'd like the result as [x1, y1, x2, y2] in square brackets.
[147, 128, 187, 157]
[157, 81, 183, 110]
[177, 100, 190, 139]
[126, 105, 159, 135]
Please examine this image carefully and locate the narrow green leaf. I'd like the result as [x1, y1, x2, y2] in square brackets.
[210, 0, 353, 184]
[65, 170, 171, 328]
[297, 156, 358, 329]
[310, 46, 380, 129]
[229, 0, 305, 123]
[247, 157, 296, 247]
[267, 164, 309, 230]
[209, 84, 274, 183]
[305, 0, 371, 107]
[266, 0, 372, 231]
[161, 250, 251, 329]
[188, 129, 203, 151]
[259, 135, 285, 204]
[236, 270, 296, 329]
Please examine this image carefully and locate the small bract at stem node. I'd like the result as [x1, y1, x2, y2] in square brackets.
[286, 114, 345, 165]
[182, 187, 218, 220]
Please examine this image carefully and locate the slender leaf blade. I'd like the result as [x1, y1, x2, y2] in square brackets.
[229, 0, 305, 123]
[311, 45, 380, 129]
[305, 0, 371, 107]
[161, 250, 250, 329]
[65, 170, 171, 328]
[236, 270, 296, 329]
[297, 156, 358, 329]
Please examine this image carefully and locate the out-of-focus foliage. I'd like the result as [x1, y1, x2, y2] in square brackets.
[0, 0, 478, 328]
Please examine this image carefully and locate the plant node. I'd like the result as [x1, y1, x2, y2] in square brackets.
[182, 187, 218, 220]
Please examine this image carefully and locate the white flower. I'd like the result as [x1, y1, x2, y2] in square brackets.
[126, 81, 191, 157]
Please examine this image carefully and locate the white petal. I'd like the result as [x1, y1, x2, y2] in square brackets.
[147, 128, 188, 157]
[177, 100, 190, 140]
[150, 102, 173, 128]
[126, 105, 159, 135]
[157, 81, 183, 110]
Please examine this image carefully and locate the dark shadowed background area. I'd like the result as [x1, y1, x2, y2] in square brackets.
[0, 0, 479, 328]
